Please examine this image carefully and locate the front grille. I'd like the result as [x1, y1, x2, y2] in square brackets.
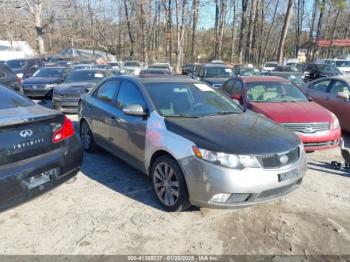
[256, 147, 300, 169]
[304, 140, 339, 148]
[257, 180, 301, 200]
[24, 84, 46, 89]
[282, 122, 330, 133]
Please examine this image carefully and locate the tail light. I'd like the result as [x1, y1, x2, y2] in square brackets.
[52, 116, 75, 143]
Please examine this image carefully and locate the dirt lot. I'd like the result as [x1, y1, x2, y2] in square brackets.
[0, 111, 350, 255]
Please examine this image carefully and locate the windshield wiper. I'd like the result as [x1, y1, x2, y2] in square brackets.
[166, 114, 201, 118]
[206, 111, 239, 116]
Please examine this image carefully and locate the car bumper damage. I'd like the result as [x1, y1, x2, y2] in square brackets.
[0, 135, 83, 211]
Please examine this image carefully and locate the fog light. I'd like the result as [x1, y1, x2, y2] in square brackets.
[210, 193, 232, 203]
[227, 193, 251, 203]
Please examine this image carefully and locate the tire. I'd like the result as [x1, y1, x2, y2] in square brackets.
[80, 119, 97, 152]
[151, 155, 191, 212]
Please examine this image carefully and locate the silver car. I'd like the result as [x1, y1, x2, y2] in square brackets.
[78, 76, 307, 211]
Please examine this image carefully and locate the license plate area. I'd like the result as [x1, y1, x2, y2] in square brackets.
[23, 168, 60, 190]
[278, 169, 298, 182]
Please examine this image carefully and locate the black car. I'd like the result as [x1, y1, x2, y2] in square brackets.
[194, 63, 233, 88]
[0, 63, 23, 93]
[52, 69, 113, 113]
[303, 64, 343, 81]
[0, 84, 83, 211]
[3, 58, 44, 80]
[139, 68, 171, 76]
[22, 67, 69, 98]
[182, 64, 197, 75]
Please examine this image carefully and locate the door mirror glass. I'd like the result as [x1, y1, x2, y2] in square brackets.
[123, 104, 146, 116]
[336, 92, 349, 101]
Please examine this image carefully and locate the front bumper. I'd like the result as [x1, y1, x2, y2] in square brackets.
[0, 135, 83, 212]
[180, 150, 307, 208]
[297, 129, 341, 152]
[52, 96, 80, 113]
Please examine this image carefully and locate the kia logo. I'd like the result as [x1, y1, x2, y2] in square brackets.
[20, 129, 33, 138]
[279, 154, 289, 164]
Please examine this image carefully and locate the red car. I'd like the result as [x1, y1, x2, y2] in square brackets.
[221, 76, 341, 152]
[300, 77, 350, 132]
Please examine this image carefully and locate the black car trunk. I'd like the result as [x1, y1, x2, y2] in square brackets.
[0, 112, 64, 166]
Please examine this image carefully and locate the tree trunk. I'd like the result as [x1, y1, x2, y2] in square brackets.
[230, 0, 237, 62]
[123, 0, 134, 59]
[306, 0, 317, 61]
[191, 0, 199, 62]
[238, 0, 248, 64]
[277, 0, 293, 64]
[312, 0, 326, 61]
[326, 8, 340, 58]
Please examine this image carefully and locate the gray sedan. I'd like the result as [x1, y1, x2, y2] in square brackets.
[78, 76, 306, 211]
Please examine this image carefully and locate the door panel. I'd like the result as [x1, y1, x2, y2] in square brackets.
[328, 80, 350, 132]
[111, 80, 148, 170]
[308, 80, 332, 109]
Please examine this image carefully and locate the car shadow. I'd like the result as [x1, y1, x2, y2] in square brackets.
[308, 161, 350, 178]
[72, 119, 197, 212]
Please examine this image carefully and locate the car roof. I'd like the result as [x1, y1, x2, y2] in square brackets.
[137, 76, 197, 84]
[239, 76, 290, 83]
[201, 63, 229, 68]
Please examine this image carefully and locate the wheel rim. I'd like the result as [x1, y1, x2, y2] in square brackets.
[80, 122, 91, 150]
[153, 162, 180, 207]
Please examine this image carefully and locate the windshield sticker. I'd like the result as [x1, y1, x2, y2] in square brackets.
[94, 73, 104, 78]
[194, 84, 214, 92]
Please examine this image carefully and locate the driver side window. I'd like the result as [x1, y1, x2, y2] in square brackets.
[310, 80, 331, 93]
[329, 81, 350, 95]
[116, 80, 147, 110]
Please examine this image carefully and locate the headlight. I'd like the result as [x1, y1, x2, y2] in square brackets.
[192, 146, 261, 169]
[45, 83, 57, 89]
[330, 113, 340, 130]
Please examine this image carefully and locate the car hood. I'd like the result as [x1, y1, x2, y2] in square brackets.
[250, 101, 333, 123]
[201, 78, 228, 86]
[54, 82, 96, 95]
[164, 111, 300, 155]
[23, 77, 62, 84]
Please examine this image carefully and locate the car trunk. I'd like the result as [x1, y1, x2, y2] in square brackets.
[0, 109, 64, 166]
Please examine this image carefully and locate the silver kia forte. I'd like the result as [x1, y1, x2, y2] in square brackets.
[78, 76, 307, 211]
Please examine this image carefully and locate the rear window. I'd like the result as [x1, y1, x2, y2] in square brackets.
[0, 85, 33, 109]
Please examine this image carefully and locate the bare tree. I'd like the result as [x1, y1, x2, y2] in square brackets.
[277, 0, 294, 64]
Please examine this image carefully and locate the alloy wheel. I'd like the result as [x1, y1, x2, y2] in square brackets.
[153, 162, 180, 207]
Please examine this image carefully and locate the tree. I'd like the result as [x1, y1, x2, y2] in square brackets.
[277, 0, 294, 64]
[238, 0, 248, 63]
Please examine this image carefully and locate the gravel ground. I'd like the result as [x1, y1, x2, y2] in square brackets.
[0, 109, 349, 255]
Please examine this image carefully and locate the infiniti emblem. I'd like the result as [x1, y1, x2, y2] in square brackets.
[20, 129, 33, 138]
[279, 154, 289, 164]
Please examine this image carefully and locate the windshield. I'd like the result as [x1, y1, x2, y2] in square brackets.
[33, 68, 65, 78]
[247, 82, 308, 102]
[316, 64, 340, 72]
[265, 63, 278, 67]
[204, 67, 232, 78]
[335, 61, 350, 67]
[124, 61, 141, 67]
[145, 82, 242, 117]
[0, 85, 33, 109]
[65, 70, 106, 83]
[6, 60, 26, 69]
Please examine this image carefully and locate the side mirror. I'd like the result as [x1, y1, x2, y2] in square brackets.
[231, 94, 241, 100]
[336, 92, 349, 101]
[123, 104, 147, 117]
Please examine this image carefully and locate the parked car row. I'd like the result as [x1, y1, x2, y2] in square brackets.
[1, 56, 349, 213]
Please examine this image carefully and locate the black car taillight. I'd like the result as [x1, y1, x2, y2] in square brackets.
[52, 116, 75, 143]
